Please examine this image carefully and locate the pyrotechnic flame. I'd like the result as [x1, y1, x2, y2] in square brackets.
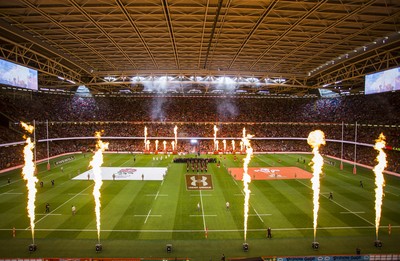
[373, 133, 387, 240]
[213, 125, 218, 151]
[21, 121, 34, 133]
[171, 141, 175, 151]
[232, 140, 235, 151]
[174, 125, 178, 149]
[223, 139, 226, 151]
[89, 132, 109, 243]
[242, 134, 254, 242]
[307, 130, 326, 242]
[146, 140, 150, 151]
[216, 140, 219, 151]
[240, 141, 244, 151]
[163, 140, 167, 151]
[144, 126, 148, 150]
[21, 122, 38, 244]
[242, 127, 246, 138]
[155, 140, 159, 151]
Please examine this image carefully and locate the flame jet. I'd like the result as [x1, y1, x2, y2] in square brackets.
[213, 125, 218, 151]
[89, 132, 109, 244]
[21, 122, 38, 244]
[373, 133, 387, 241]
[144, 126, 147, 150]
[307, 130, 326, 243]
[242, 130, 254, 242]
[174, 125, 178, 150]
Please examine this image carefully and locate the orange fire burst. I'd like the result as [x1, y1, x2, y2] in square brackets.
[21, 122, 38, 244]
[89, 131, 109, 243]
[222, 139, 226, 151]
[373, 133, 387, 240]
[242, 133, 254, 242]
[307, 130, 326, 242]
[171, 140, 175, 151]
[163, 140, 167, 151]
[232, 140, 235, 151]
[155, 140, 159, 151]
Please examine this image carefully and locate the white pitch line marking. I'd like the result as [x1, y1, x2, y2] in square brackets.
[190, 214, 217, 217]
[146, 194, 168, 197]
[190, 194, 212, 196]
[252, 207, 265, 223]
[296, 179, 374, 226]
[234, 193, 255, 196]
[68, 193, 89, 196]
[36, 213, 62, 216]
[26, 183, 94, 230]
[340, 212, 365, 214]
[2, 192, 23, 195]
[249, 214, 272, 216]
[385, 191, 399, 197]
[134, 214, 162, 217]
[144, 209, 152, 224]
[234, 188, 264, 223]
[199, 190, 207, 234]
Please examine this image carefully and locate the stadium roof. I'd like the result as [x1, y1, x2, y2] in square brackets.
[0, 0, 399, 96]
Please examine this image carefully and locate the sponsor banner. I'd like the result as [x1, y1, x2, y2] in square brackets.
[185, 174, 213, 190]
[54, 156, 75, 166]
[73, 167, 167, 181]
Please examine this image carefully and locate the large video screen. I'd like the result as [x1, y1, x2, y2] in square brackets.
[0, 59, 38, 90]
[365, 67, 400, 95]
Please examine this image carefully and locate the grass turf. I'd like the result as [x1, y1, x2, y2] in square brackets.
[0, 152, 399, 259]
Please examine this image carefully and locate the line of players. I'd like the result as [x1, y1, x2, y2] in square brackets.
[186, 158, 209, 173]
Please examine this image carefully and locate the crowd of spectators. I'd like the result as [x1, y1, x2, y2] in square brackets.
[1, 90, 399, 124]
[0, 89, 399, 172]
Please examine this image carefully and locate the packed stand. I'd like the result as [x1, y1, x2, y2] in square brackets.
[0, 89, 399, 172]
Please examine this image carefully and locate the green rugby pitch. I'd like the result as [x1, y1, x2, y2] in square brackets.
[0, 152, 399, 260]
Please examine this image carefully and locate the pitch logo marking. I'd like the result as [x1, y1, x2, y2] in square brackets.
[190, 176, 208, 187]
[185, 175, 213, 190]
